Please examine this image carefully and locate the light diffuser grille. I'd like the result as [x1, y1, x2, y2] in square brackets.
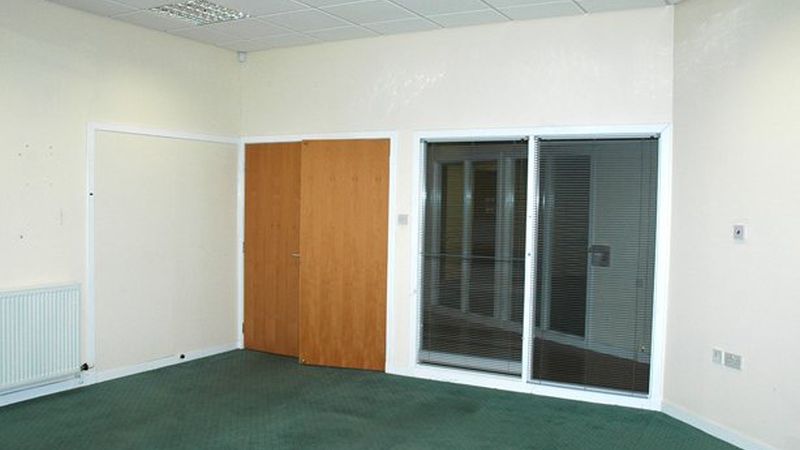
[150, 0, 249, 26]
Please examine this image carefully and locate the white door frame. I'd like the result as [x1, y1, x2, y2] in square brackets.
[406, 124, 671, 411]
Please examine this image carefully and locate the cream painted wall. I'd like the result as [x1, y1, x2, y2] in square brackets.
[0, 0, 240, 367]
[667, 1, 800, 448]
[240, 7, 674, 374]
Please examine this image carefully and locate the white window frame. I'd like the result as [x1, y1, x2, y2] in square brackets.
[406, 125, 672, 411]
[419, 143, 528, 375]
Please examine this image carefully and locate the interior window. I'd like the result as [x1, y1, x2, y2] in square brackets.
[419, 140, 528, 375]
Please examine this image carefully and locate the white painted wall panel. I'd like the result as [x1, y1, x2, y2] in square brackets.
[94, 132, 237, 371]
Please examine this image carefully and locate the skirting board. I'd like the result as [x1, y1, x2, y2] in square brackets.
[0, 342, 238, 408]
[661, 401, 774, 450]
[0, 377, 83, 408]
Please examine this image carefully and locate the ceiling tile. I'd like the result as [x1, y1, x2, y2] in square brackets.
[309, 26, 377, 42]
[484, 0, 562, 7]
[500, 1, 583, 20]
[390, 0, 488, 16]
[264, 9, 349, 31]
[322, 1, 412, 24]
[429, 9, 509, 28]
[212, 0, 308, 17]
[364, 17, 439, 35]
[114, 0, 170, 8]
[48, 0, 136, 17]
[202, 18, 290, 39]
[114, 10, 189, 31]
[576, 0, 665, 13]
[169, 26, 237, 44]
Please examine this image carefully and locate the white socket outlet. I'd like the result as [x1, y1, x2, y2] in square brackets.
[724, 352, 742, 370]
[712, 348, 723, 364]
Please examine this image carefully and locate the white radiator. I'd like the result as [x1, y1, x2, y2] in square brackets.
[0, 284, 81, 394]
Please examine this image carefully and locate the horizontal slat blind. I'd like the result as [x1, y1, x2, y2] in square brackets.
[532, 138, 658, 394]
[419, 141, 527, 375]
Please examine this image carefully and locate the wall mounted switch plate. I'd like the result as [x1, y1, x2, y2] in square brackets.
[724, 352, 742, 370]
[712, 348, 723, 364]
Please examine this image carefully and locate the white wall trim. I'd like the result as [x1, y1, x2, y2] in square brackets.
[662, 401, 775, 450]
[385, 135, 399, 370]
[88, 122, 240, 145]
[240, 131, 400, 370]
[401, 124, 670, 412]
[242, 130, 398, 144]
[236, 139, 245, 349]
[416, 124, 667, 142]
[0, 343, 238, 408]
[85, 122, 240, 368]
[0, 377, 83, 408]
[650, 124, 672, 409]
[88, 342, 238, 384]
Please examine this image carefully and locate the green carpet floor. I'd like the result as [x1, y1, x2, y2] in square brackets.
[0, 350, 734, 449]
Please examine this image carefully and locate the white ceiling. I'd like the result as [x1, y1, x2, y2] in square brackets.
[48, 0, 681, 52]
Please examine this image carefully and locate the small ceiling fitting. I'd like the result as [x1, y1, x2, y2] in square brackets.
[150, 0, 249, 26]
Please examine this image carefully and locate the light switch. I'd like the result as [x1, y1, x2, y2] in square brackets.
[712, 348, 723, 364]
[398, 214, 409, 225]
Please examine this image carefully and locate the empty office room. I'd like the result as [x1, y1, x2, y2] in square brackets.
[1, 0, 797, 448]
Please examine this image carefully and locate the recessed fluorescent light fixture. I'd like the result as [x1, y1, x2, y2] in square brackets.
[150, 0, 249, 26]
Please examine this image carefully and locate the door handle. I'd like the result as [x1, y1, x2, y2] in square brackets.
[290, 252, 300, 258]
[588, 245, 610, 267]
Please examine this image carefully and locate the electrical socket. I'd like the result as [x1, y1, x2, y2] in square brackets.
[712, 348, 723, 364]
[724, 352, 742, 370]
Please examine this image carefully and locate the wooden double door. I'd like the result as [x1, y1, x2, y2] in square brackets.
[244, 139, 389, 371]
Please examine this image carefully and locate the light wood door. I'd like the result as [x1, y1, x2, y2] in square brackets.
[299, 139, 390, 371]
[244, 142, 301, 356]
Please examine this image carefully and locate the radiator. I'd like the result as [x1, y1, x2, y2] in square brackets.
[0, 284, 81, 394]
